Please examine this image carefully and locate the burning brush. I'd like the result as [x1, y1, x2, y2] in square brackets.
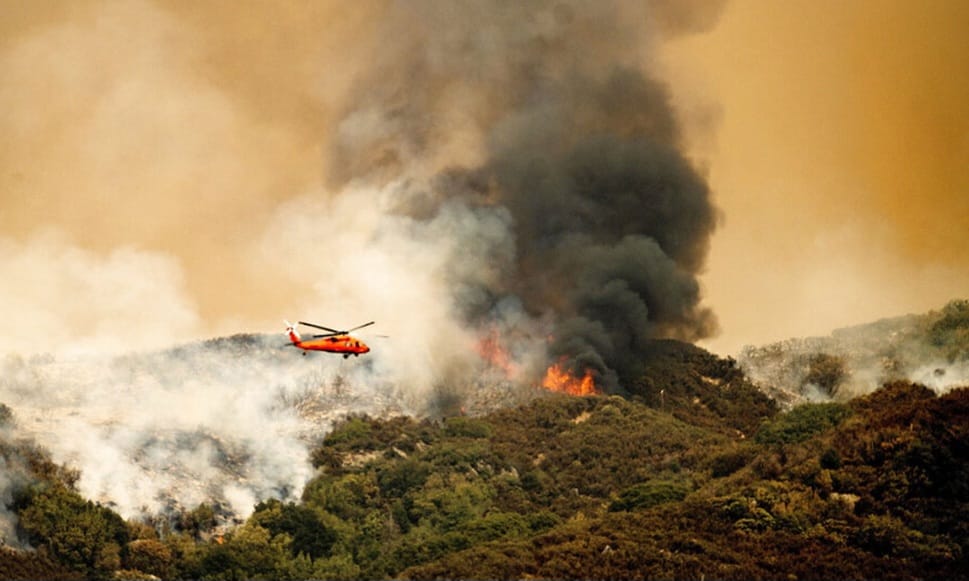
[541, 358, 598, 396]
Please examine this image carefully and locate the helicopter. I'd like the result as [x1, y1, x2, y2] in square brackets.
[285, 320, 374, 358]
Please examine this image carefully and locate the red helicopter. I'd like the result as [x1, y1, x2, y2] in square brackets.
[285, 320, 374, 358]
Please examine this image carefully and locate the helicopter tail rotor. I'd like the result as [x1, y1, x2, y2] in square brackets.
[284, 320, 301, 343]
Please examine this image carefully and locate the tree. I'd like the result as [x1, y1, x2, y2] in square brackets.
[804, 353, 848, 397]
[125, 539, 173, 579]
[928, 299, 969, 360]
[195, 523, 286, 580]
[179, 503, 217, 538]
[16, 484, 129, 579]
[252, 500, 337, 559]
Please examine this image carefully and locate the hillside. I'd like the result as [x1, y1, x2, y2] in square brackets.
[2, 307, 968, 579]
[400, 383, 969, 580]
[0, 333, 432, 528]
[147, 380, 963, 581]
[6, 380, 965, 579]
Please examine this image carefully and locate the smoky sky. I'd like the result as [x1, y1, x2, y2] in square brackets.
[3, 0, 967, 362]
[326, 0, 723, 387]
[665, 0, 969, 354]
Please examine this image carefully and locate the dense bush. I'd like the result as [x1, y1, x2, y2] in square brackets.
[125, 539, 173, 579]
[0, 549, 83, 581]
[710, 445, 757, 478]
[754, 401, 852, 445]
[251, 500, 337, 559]
[609, 479, 690, 512]
[804, 353, 848, 396]
[14, 484, 129, 579]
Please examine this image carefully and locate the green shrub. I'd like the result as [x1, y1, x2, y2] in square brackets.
[710, 446, 756, 478]
[464, 512, 530, 543]
[804, 353, 848, 397]
[526, 510, 562, 533]
[252, 499, 337, 559]
[125, 539, 173, 579]
[609, 480, 690, 512]
[301, 472, 379, 521]
[377, 459, 433, 498]
[755, 402, 852, 445]
[322, 416, 375, 449]
[443, 417, 492, 439]
[928, 299, 969, 359]
[179, 503, 217, 536]
[194, 523, 285, 580]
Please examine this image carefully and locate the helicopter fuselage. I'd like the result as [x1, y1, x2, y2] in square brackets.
[285, 322, 372, 358]
[294, 334, 370, 357]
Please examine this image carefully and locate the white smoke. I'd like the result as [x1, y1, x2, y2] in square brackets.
[0, 231, 200, 355]
[0, 180, 540, 529]
[252, 180, 543, 397]
[0, 335, 414, 523]
[908, 360, 969, 393]
[739, 311, 969, 405]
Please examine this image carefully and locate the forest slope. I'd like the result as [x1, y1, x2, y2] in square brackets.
[2, 339, 967, 579]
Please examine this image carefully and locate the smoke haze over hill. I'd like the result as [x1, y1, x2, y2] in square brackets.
[2, 1, 726, 383]
[1, 0, 729, 528]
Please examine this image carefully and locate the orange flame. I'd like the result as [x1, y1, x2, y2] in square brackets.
[478, 335, 510, 369]
[541, 359, 598, 396]
[476, 329, 517, 377]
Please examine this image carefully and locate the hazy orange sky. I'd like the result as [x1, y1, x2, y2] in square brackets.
[663, 0, 969, 353]
[1, 0, 967, 355]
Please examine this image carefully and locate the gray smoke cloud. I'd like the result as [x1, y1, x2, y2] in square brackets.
[325, 0, 722, 389]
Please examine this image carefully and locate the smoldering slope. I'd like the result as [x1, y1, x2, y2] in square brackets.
[1, 339, 393, 522]
[739, 308, 969, 406]
[0, 180, 532, 531]
[0, 184, 529, 531]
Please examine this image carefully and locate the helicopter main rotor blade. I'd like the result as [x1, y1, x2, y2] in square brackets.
[345, 321, 376, 334]
[299, 321, 341, 334]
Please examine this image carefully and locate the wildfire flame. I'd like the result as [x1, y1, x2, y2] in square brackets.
[541, 359, 598, 396]
[476, 328, 518, 377]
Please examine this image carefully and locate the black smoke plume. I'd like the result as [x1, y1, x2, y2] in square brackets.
[328, 0, 722, 389]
